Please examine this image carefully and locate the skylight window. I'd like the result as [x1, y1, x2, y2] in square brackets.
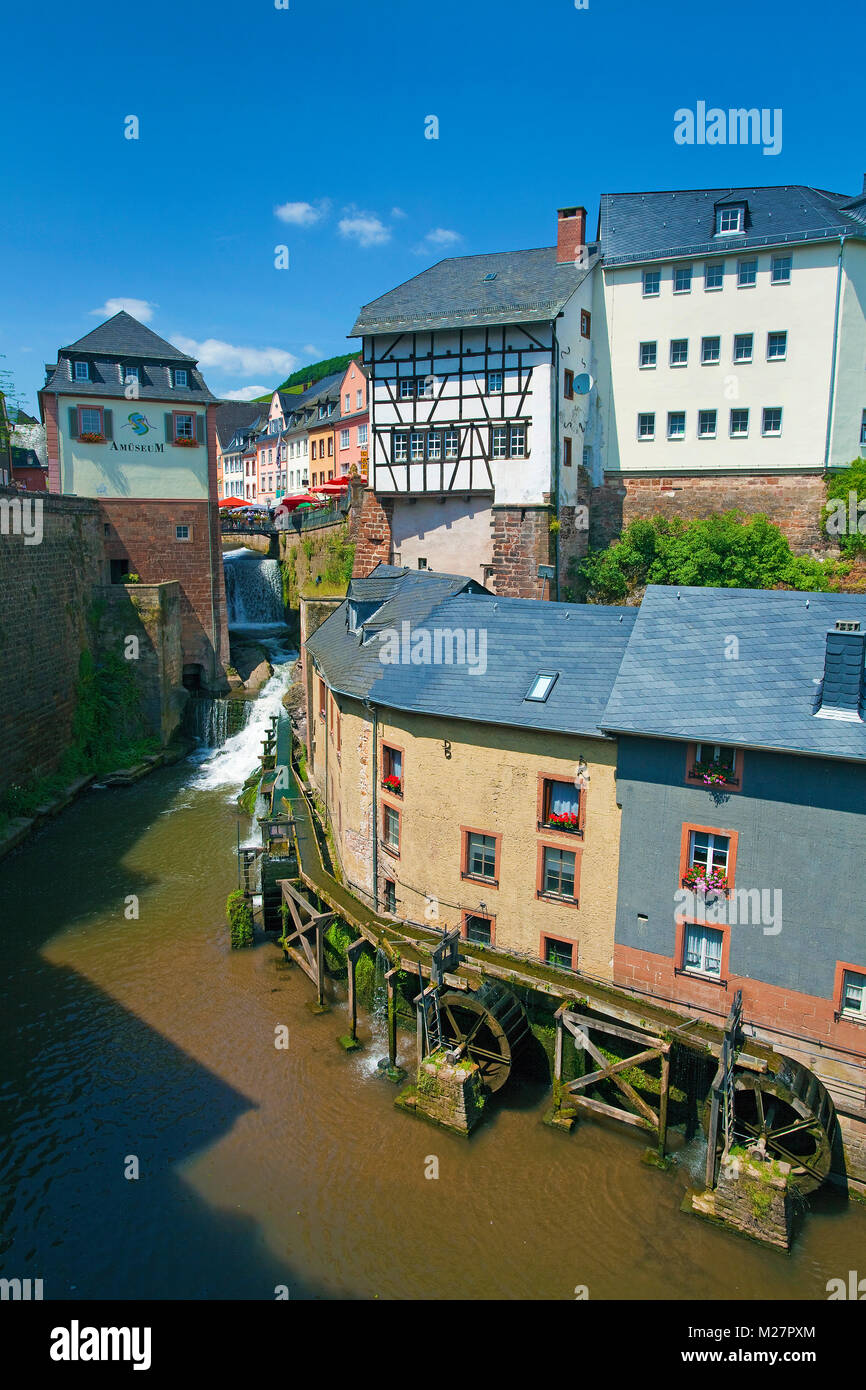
[525, 672, 558, 702]
[482, 272, 497, 282]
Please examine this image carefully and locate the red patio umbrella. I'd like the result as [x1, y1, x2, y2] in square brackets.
[219, 496, 247, 508]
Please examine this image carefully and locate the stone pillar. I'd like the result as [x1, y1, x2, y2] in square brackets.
[490, 504, 553, 597]
[688, 1145, 793, 1249]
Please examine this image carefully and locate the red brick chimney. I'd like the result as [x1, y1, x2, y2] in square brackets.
[557, 206, 587, 264]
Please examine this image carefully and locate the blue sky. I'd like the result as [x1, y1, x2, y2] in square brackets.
[3, 0, 862, 411]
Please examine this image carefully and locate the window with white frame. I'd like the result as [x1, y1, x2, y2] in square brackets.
[670, 338, 688, 367]
[340, 429, 350, 449]
[418, 376, 433, 400]
[698, 409, 717, 438]
[74, 361, 89, 381]
[689, 829, 730, 876]
[639, 341, 657, 368]
[762, 407, 783, 436]
[674, 265, 693, 293]
[356, 388, 362, 408]
[841, 969, 866, 1020]
[409, 431, 424, 461]
[399, 378, 414, 399]
[492, 426, 507, 459]
[771, 255, 791, 285]
[176, 524, 190, 541]
[734, 333, 754, 363]
[175, 413, 194, 440]
[357, 424, 367, 446]
[637, 412, 655, 441]
[344, 394, 350, 411]
[701, 336, 721, 365]
[487, 370, 503, 393]
[643, 269, 660, 297]
[509, 425, 526, 457]
[730, 408, 749, 437]
[667, 411, 686, 440]
[694, 743, 737, 773]
[860, 410, 866, 450]
[716, 207, 743, 234]
[174, 368, 188, 388]
[683, 923, 723, 978]
[737, 259, 757, 288]
[123, 364, 139, 384]
[393, 431, 408, 462]
[705, 262, 724, 290]
[79, 406, 102, 435]
[767, 331, 787, 361]
[444, 429, 459, 459]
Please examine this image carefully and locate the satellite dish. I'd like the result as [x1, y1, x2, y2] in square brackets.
[574, 373, 594, 395]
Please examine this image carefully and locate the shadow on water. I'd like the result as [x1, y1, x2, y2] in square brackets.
[0, 768, 339, 1300]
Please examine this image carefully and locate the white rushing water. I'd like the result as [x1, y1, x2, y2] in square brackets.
[189, 647, 296, 793]
[223, 547, 285, 627]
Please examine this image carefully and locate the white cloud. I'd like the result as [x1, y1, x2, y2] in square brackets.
[338, 212, 391, 248]
[171, 335, 297, 377]
[90, 297, 157, 322]
[274, 199, 330, 226]
[220, 385, 269, 401]
[425, 227, 462, 246]
[302, 344, 321, 358]
[391, 206, 408, 219]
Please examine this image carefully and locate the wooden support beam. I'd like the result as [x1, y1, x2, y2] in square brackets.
[562, 1010, 666, 1052]
[316, 922, 325, 1009]
[568, 1045, 665, 1094]
[346, 938, 365, 1043]
[554, 1010, 564, 1086]
[568, 1026, 660, 1130]
[385, 966, 400, 1068]
[658, 1051, 670, 1158]
[706, 1086, 722, 1188]
[570, 1094, 656, 1132]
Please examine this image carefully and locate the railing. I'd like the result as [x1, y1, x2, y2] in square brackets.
[220, 501, 346, 538]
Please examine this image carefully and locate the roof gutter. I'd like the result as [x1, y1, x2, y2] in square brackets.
[823, 234, 847, 470]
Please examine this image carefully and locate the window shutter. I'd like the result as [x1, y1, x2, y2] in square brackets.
[103, 409, 113, 440]
[195, 413, 205, 444]
[165, 413, 174, 443]
[68, 407, 79, 438]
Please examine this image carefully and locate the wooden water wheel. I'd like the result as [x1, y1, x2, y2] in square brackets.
[436, 984, 530, 1093]
[703, 1054, 837, 1194]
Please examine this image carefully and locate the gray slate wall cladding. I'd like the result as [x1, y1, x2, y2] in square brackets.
[614, 735, 866, 1001]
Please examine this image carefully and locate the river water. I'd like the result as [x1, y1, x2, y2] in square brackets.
[1, 566, 864, 1300]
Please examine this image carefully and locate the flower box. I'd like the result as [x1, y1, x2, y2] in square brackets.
[546, 812, 581, 833]
[691, 761, 737, 787]
[78, 432, 105, 443]
[683, 864, 729, 895]
[382, 775, 401, 794]
[174, 436, 199, 448]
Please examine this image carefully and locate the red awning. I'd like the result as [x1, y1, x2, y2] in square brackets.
[274, 492, 325, 512]
[219, 496, 247, 508]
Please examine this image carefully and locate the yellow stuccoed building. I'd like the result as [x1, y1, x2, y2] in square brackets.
[304, 566, 637, 982]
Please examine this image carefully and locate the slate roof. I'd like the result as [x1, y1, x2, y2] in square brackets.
[601, 586, 866, 763]
[599, 185, 866, 266]
[44, 312, 217, 402]
[61, 311, 195, 360]
[215, 401, 266, 448]
[350, 247, 594, 336]
[306, 566, 638, 738]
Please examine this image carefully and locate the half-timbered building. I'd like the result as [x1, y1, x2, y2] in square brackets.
[350, 207, 596, 595]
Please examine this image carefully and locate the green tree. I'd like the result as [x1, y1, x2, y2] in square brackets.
[823, 459, 866, 556]
[572, 511, 843, 604]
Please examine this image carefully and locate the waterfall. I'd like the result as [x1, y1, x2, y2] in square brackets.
[189, 649, 296, 794]
[371, 948, 389, 1023]
[184, 694, 252, 748]
[223, 547, 285, 629]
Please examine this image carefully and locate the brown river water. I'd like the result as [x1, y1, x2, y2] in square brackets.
[1, 655, 864, 1301]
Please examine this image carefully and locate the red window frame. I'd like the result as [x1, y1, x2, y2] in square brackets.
[172, 410, 198, 444]
[536, 771, 586, 837]
[539, 931, 579, 970]
[381, 741, 404, 797]
[77, 404, 105, 438]
[580, 309, 591, 338]
[461, 910, 496, 948]
[674, 916, 730, 986]
[460, 825, 501, 888]
[678, 822, 739, 912]
[536, 840, 581, 907]
[381, 798, 401, 857]
[833, 960, 866, 1024]
[685, 742, 744, 792]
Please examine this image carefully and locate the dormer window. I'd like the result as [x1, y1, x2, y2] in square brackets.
[173, 368, 188, 388]
[716, 204, 746, 236]
[123, 365, 139, 384]
[74, 361, 89, 382]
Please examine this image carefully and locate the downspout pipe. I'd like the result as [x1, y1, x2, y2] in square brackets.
[365, 699, 378, 909]
[823, 234, 846, 471]
[552, 319, 561, 601]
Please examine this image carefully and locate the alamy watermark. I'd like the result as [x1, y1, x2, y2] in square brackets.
[378, 620, 487, 676]
[674, 886, 782, 935]
[0, 495, 43, 545]
[674, 102, 782, 156]
[824, 491, 866, 537]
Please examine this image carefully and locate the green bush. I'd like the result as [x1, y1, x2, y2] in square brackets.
[572, 511, 845, 604]
[227, 889, 254, 949]
[823, 459, 866, 556]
